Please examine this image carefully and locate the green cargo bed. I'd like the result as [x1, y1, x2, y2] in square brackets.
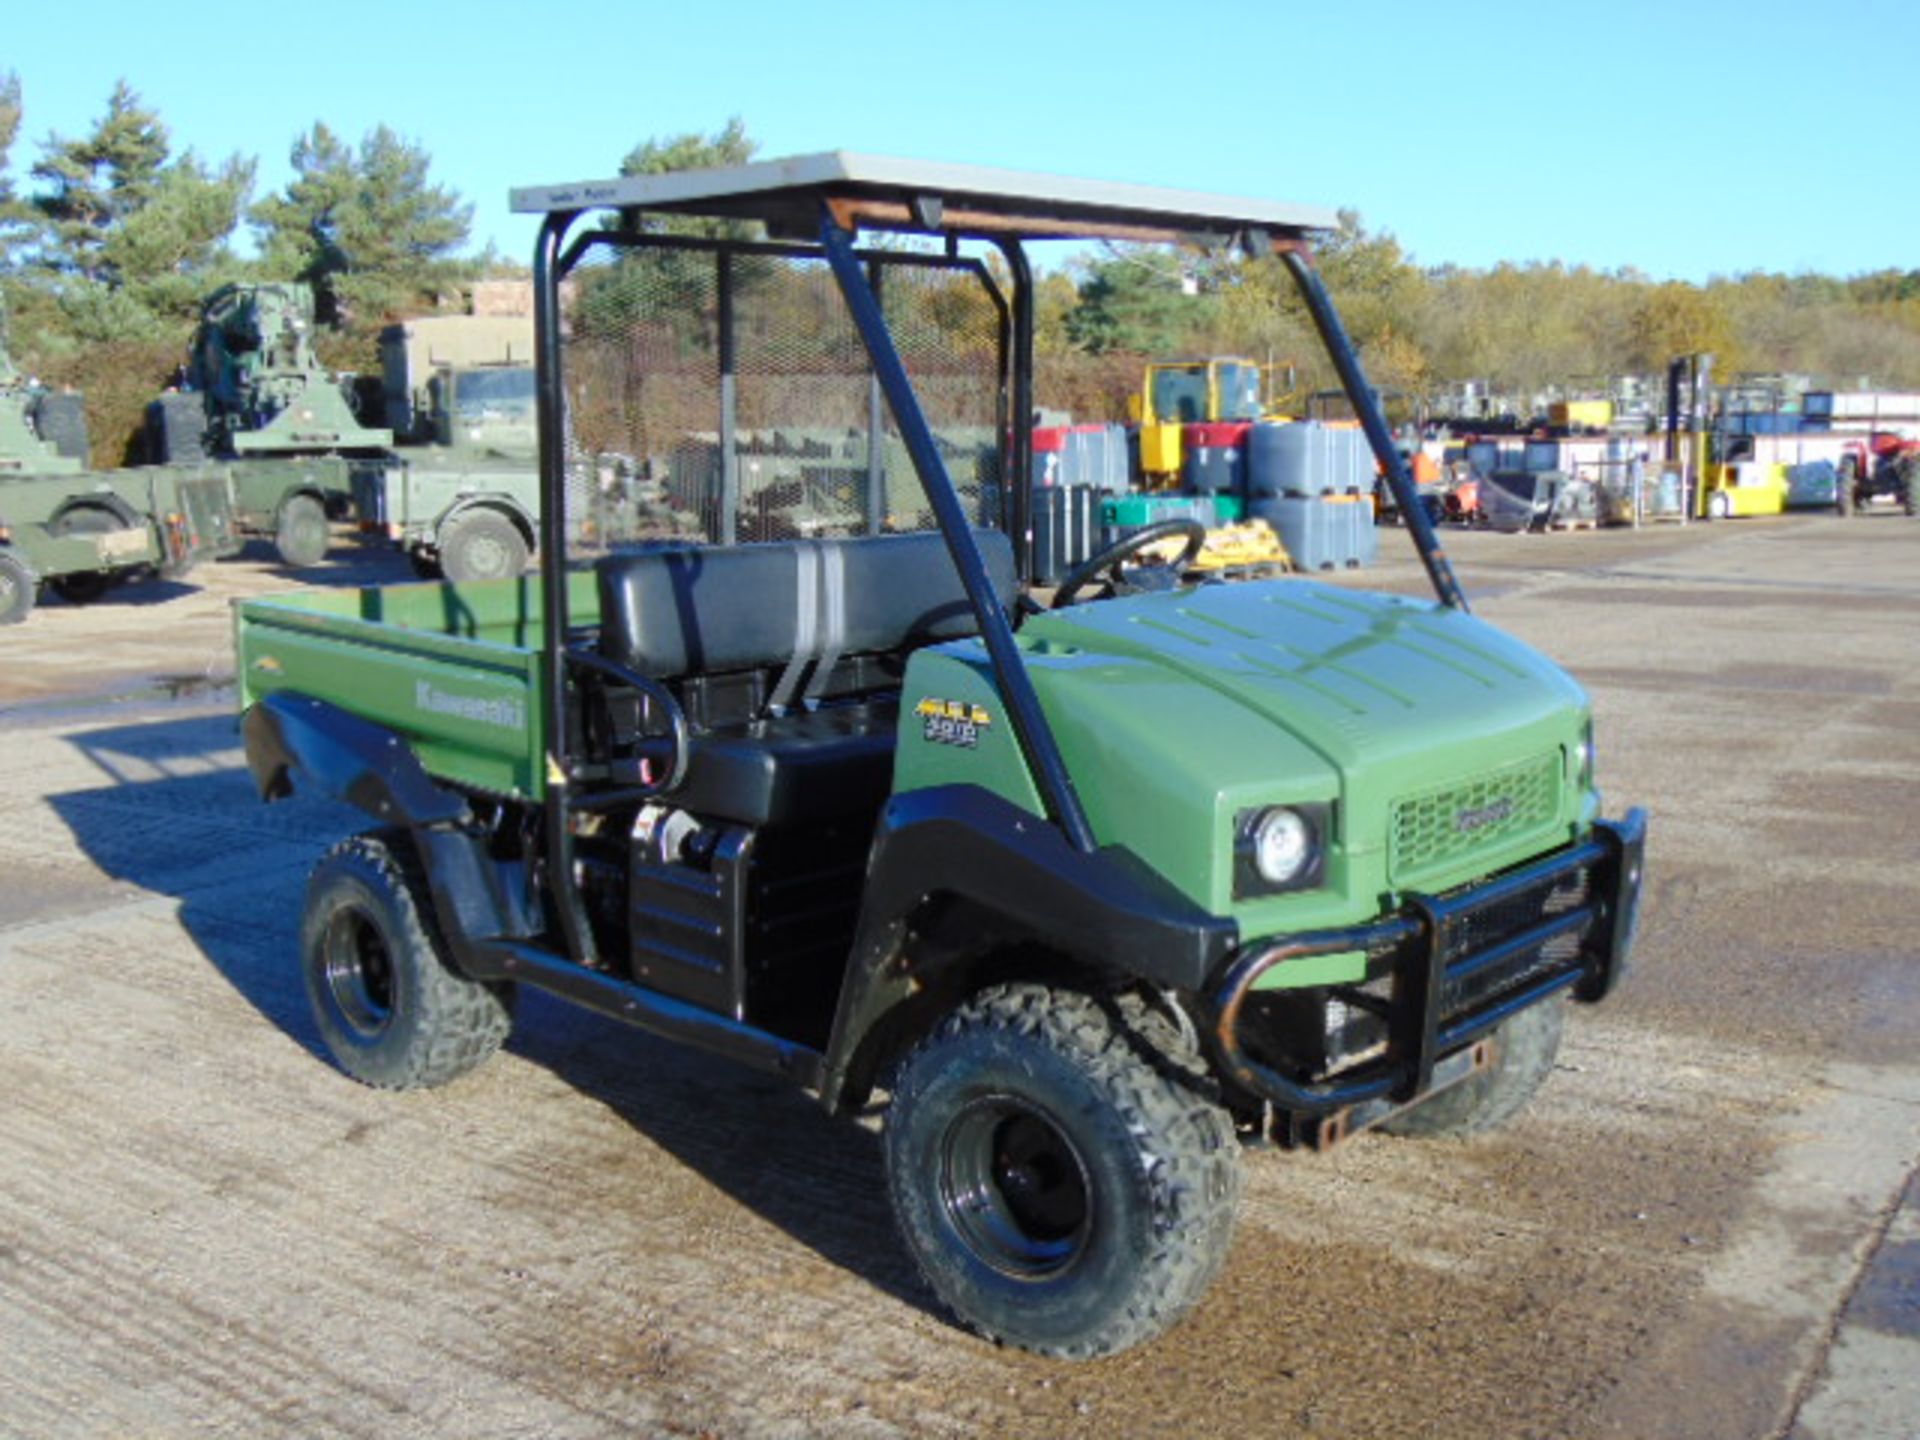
[235, 573, 599, 798]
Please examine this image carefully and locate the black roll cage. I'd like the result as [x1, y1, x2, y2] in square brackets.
[528, 172, 1468, 972]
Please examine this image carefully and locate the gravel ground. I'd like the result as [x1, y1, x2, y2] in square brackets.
[0, 515, 1915, 1439]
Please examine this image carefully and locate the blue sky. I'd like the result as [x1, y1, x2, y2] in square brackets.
[6, 0, 1915, 282]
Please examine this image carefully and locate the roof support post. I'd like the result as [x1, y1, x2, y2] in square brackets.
[534, 207, 601, 968]
[1281, 250, 1469, 612]
[818, 205, 1097, 855]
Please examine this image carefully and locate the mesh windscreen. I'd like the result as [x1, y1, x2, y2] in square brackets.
[557, 238, 1005, 557]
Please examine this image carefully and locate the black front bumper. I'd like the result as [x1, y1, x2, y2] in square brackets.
[1205, 809, 1647, 1118]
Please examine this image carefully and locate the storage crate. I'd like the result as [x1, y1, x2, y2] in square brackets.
[1248, 495, 1369, 570]
[1100, 493, 1221, 547]
[1032, 484, 1101, 584]
[1248, 421, 1371, 497]
[1182, 421, 1252, 493]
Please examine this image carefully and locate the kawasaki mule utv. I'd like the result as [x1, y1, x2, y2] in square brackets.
[236, 154, 1646, 1357]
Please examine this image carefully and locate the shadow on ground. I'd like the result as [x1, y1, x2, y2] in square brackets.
[46, 707, 933, 1318]
[223, 536, 420, 589]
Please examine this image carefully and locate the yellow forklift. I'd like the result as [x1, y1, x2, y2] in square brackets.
[1128, 357, 1298, 484]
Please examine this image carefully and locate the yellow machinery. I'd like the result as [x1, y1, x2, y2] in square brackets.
[1128, 357, 1297, 484]
[1701, 460, 1788, 519]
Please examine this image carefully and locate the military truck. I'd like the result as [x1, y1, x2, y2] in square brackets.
[147, 282, 391, 566]
[236, 155, 1646, 1358]
[378, 314, 535, 446]
[354, 314, 550, 581]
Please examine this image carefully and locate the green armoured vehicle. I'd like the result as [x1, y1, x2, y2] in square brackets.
[0, 466, 236, 623]
[0, 301, 237, 623]
[236, 155, 1646, 1358]
[148, 282, 391, 566]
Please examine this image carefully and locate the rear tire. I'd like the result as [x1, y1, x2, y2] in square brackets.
[1379, 996, 1565, 1139]
[301, 832, 515, 1090]
[438, 509, 529, 583]
[274, 493, 330, 568]
[0, 552, 37, 625]
[885, 984, 1241, 1358]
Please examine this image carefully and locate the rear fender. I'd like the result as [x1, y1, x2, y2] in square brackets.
[52, 494, 142, 530]
[242, 692, 467, 828]
[243, 692, 541, 967]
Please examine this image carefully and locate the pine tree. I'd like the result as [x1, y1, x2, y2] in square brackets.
[573, 120, 763, 347]
[252, 123, 475, 325]
[19, 80, 251, 339]
[0, 70, 28, 272]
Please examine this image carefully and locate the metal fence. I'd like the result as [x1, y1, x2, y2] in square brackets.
[556, 235, 1007, 557]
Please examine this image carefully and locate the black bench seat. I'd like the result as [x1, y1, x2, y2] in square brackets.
[594, 530, 1014, 827]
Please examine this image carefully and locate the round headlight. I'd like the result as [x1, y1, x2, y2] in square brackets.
[1251, 807, 1314, 886]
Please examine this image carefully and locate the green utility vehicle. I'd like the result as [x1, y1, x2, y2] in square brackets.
[237, 156, 1646, 1358]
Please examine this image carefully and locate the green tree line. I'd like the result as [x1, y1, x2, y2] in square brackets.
[4, 86, 1917, 464]
[0, 73, 482, 461]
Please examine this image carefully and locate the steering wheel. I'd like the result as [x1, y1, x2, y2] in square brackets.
[1050, 519, 1208, 609]
[565, 649, 691, 795]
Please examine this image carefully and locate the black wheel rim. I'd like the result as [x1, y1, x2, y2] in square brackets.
[321, 906, 396, 1038]
[939, 1095, 1093, 1279]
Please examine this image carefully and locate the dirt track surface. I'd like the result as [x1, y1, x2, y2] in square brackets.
[1, 519, 1916, 1438]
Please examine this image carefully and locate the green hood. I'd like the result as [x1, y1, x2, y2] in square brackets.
[1005, 581, 1592, 923]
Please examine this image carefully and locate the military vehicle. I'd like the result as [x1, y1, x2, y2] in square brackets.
[235, 154, 1646, 1358]
[0, 300, 237, 622]
[379, 314, 534, 446]
[0, 467, 236, 623]
[147, 282, 391, 566]
[354, 315, 546, 581]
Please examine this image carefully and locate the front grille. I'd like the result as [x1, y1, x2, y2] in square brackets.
[1390, 750, 1561, 884]
[1433, 861, 1595, 1023]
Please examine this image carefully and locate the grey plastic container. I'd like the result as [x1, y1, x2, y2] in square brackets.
[1249, 421, 1370, 497]
[1249, 495, 1368, 571]
[1032, 484, 1101, 585]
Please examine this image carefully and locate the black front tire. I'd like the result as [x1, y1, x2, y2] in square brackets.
[438, 510, 529, 583]
[885, 985, 1241, 1358]
[301, 833, 515, 1090]
[0, 552, 37, 625]
[1380, 996, 1565, 1139]
[275, 493, 331, 568]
